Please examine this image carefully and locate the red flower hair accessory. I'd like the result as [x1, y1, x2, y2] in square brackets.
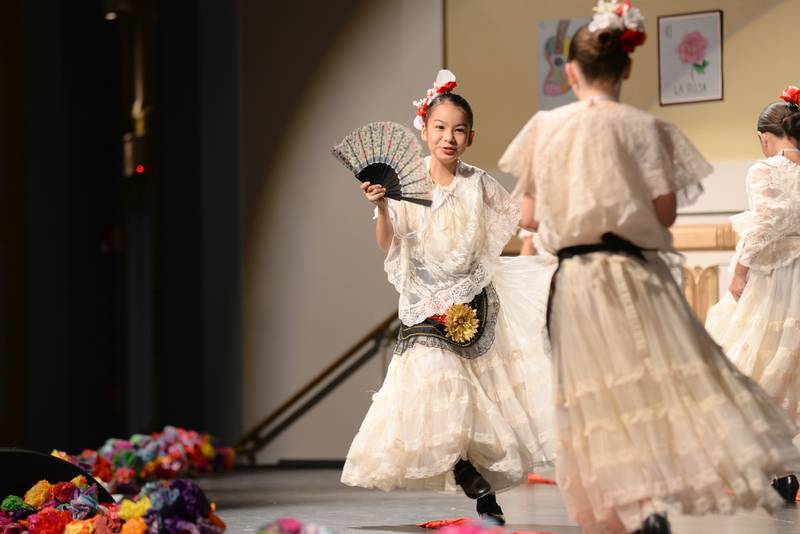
[412, 69, 457, 130]
[589, 0, 647, 54]
[620, 29, 646, 53]
[780, 85, 800, 112]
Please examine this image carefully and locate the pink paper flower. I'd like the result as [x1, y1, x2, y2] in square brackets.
[277, 517, 304, 533]
[677, 31, 708, 65]
[437, 521, 504, 534]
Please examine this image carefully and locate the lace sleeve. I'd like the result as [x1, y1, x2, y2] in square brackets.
[640, 120, 713, 207]
[498, 113, 543, 199]
[734, 161, 798, 268]
[480, 173, 521, 261]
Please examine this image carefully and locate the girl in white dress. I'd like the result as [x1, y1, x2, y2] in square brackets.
[706, 86, 800, 501]
[340, 71, 557, 525]
[499, 3, 800, 533]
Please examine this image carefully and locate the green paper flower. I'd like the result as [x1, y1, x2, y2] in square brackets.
[1, 495, 34, 513]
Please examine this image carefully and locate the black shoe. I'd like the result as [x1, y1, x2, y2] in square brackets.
[453, 459, 491, 499]
[633, 513, 670, 534]
[772, 474, 799, 503]
[476, 493, 505, 526]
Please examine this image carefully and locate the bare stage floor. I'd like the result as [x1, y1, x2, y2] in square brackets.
[205, 468, 800, 533]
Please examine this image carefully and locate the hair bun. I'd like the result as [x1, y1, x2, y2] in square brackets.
[597, 31, 612, 44]
[594, 29, 623, 56]
[568, 25, 630, 82]
[782, 111, 800, 139]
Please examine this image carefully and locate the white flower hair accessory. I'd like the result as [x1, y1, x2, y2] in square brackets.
[412, 69, 458, 131]
[588, 0, 646, 53]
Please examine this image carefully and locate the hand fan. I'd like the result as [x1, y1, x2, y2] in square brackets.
[332, 121, 432, 206]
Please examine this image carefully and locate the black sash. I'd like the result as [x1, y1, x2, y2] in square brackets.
[399, 288, 488, 347]
[395, 285, 499, 360]
[546, 233, 650, 334]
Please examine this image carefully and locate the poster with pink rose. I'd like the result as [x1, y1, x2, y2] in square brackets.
[658, 10, 723, 105]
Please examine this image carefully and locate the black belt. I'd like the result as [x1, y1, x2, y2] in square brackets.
[557, 232, 648, 263]
[546, 232, 651, 335]
[398, 288, 489, 348]
[394, 285, 499, 360]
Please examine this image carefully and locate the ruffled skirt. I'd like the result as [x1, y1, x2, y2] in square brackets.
[341, 255, 557, 493]
[550, 252, 800, 534]
[706, 255, 800, 425]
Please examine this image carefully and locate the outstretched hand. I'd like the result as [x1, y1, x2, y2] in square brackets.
[361, 181, 387, 207]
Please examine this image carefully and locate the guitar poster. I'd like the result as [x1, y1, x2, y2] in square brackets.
[536, 17, 590, 110]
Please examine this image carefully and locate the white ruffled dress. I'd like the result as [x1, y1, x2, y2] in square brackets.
[706, 155, 800, 425]
[341, 158, 557, 494]
[500, 99, 800, 533]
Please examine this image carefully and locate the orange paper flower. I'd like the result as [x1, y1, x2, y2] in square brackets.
[120, 517, 148, 534]
[24, 480, 55, 509]
[208, 512, 226, 529]
[65, 519, 95, 534]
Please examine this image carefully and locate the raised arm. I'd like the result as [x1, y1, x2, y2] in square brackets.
[361, 181, 394, 253]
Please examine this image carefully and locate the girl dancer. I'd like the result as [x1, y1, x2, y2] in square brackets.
[500, 3, 800, 533]
[706, 86, 800, 501]
[341, 70, 556, 525]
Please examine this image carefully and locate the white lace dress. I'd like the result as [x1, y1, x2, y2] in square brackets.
[500, 99, 800, 534]
[706, 155, 800, 425]
[340, 158, 557, 493]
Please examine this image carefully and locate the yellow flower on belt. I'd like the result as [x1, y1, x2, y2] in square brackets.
[444, 303, 480, 343]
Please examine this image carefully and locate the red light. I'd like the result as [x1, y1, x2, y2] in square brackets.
[135, 164, 145, 174]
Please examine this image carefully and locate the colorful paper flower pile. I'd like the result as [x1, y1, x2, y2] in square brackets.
[52, 426, 234, 495]
[0, 476, 225, 534]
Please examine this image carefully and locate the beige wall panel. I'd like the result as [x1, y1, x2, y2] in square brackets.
[445, 0, 798, 170]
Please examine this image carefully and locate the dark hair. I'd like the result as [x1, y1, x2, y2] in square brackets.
[758, 101, 800, 139]
[425, 92, 474, 130]
[568, 25, 630, 83]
